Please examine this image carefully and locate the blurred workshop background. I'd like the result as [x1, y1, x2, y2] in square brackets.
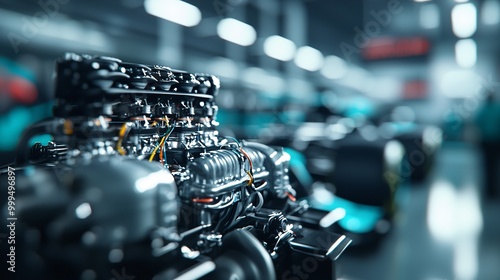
[0, 0, 499, 279]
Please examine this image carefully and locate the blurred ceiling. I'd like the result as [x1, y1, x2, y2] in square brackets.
[0, 0, 498, 107]
[0, 0, 365, 59]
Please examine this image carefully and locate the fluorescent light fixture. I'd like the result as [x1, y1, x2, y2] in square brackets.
[481, 0, 500, 25]
[145, 0, 202, 27]
[294, 46, 324, 71]
[217, 18, 256, 46]
[263, 35, 296, 61]
[414, 0, 432, 2]
[455, 38, 476, 68]
[321, 55, 348, 79]
[451, 3, 477, 38]
[455, 0, 469, 3]
[420, 4, 440, 29]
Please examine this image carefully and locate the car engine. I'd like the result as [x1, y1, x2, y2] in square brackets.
[2, 53, 350, 280]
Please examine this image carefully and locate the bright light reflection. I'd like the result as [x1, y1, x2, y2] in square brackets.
[427, 181, 483, 280]
[135, 170, 174, 193]
[427, 180, 457, 241]
[75, 202, 92, 219]
[320, 208, 347, 228]
[174, 261, 216, 280]
[384, 140, 404, 166]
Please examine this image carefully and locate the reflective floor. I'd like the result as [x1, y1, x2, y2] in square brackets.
[336, 143, 500, 280]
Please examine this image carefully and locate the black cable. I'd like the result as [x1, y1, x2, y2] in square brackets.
[15, 119, 59, 165]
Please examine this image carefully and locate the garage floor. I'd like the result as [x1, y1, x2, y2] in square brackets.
[336, 143, 500, 280]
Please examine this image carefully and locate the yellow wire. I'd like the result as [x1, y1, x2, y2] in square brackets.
[149, 136, 166, 162]
[148, 119, 172, 162]
[117, 123, 130, 155]
[246, 171, 253, 186]
[246, 171, 254, 186]
[117, 146, 126, 155]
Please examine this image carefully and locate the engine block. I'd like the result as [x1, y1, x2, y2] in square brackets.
[1, 53, 350, 280]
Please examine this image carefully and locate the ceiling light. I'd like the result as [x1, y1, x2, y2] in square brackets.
[145, 0, 202, 27]
[294, 46, 324, 71]
[455, 39, 476, 68]
[263, 35, 296, 61]
[217, 18, 256, 46]
[451, 3, 477, 38]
